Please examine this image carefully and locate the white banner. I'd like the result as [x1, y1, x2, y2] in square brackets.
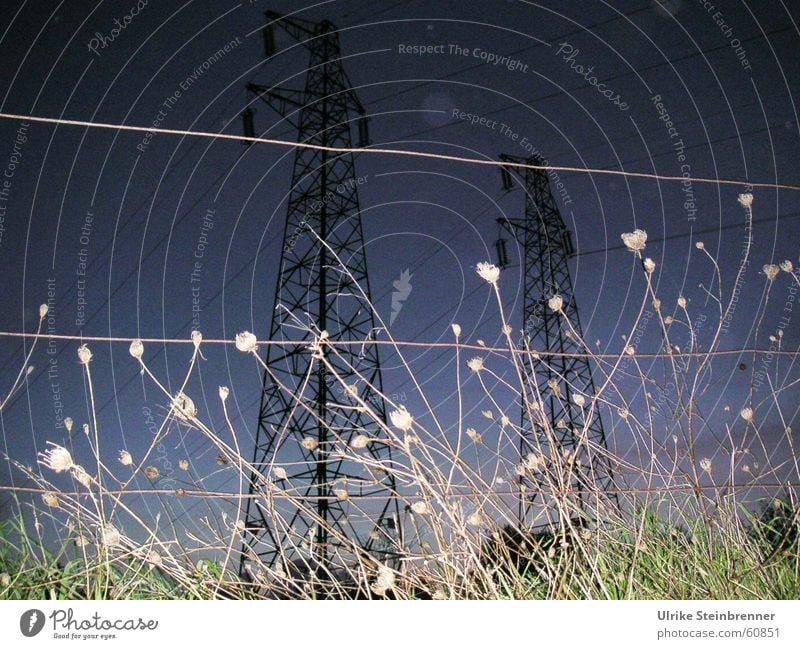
[1, 600, 798, 648]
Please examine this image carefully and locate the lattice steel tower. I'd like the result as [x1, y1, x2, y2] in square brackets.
[240, 11, 398, 579]
[497, 153, 616, 525]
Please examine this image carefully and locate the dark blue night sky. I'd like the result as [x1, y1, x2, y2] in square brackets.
[0, 0, 798, 545]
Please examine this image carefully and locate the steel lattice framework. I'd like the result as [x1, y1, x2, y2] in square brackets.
[240, 12, 399, 580]
[498, 153, 617, 525]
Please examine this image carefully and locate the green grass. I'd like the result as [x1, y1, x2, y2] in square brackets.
[2, 500, 797, 600]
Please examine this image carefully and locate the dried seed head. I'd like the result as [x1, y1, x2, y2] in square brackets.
[677, 296, 687, 308]
[72, 465, 93, 488]
[465, 428, 482, 443]
[77, 344, 92, 365]
[118, 450, 133, 466]
[39, 303, 48, 319]
[547, 379, 562, 398]
[129, 338, 144, 360]
[664, 315, 674, 325]
[699, 457, 712, 474]
[467, 357, 484, 372]
[100, 524, 121, 549]
[695, 241, 705, 250]
[172, 392, 197, 421]
[235, 331, 258, 353]
[0, 572, 10, 587]
[621, 229, 647, 253]
[467, 512, 483, 527]
[147, 550, 162, 569]
[780, 260, 793, 273]
[144, 466, 160, 480]
[351, 434, 369, 449]
[301, 437, 318, 451]
[39, 443, 74, 473]
[652, 298, 661, 310]
[334, 488, 349, 500]
[389, 406, 414, 432]
[737, 193, 753, 208]
[525, 453, 542, 471]
[371, 564, 395, 597]
[179, 459, 189, 471]
[482, 409, 494, 419]
[218, 386, 230, 402]
[618, 407, 630, 420]
[42, 492, 60, 508]
[643, 258, 656, 273]
[573, 394, 586, 407]
[273, 466, 287, 480]
[548, 295, 564, 312]
[411, 501, 430, 515]
[64, 416, 73, 433]
[763, 264, 780, 281]
[451, 323, 461, 337]
[624, 345, 635, 356]
[740, 407, 754, 422]
[191, 330, 202, 349]
[476, 262, 500, 285]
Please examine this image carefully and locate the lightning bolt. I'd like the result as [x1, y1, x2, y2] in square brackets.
[28, 612, 38, 632]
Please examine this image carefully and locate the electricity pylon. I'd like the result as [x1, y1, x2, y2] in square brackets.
[497, 153, 617, 525]
[240, 11, 398, 582]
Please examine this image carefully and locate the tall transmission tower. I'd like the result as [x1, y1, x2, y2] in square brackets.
[496, 153, 616, 526]
[240, 11, 398, 582]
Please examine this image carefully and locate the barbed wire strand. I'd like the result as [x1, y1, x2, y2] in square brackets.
[0, 329, 797, 358]
[1, 112, 797, 192]
[3, 482, 797, 499]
